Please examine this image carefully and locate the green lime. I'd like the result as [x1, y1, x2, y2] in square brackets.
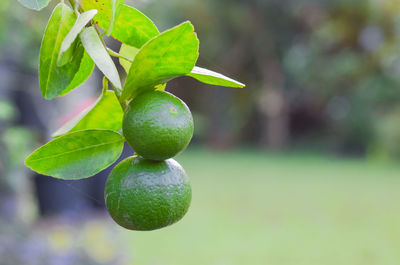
[104, 156, 192, 231]
[122, 91, 194, 161]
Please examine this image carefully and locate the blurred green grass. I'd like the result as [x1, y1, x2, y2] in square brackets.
[118, 149, 400, 265]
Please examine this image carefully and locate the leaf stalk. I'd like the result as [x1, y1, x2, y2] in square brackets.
[112, 84, 128, 111]
[107, 48, 134, 62]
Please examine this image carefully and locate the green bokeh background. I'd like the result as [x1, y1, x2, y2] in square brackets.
[1, 0, 400, 264]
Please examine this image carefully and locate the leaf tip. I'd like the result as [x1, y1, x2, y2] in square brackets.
[41, 92, 55, 100]
[24, 156, 31, 168]
[56, 54, 67, 67]
[181, 20, 194, 28]
[237, 82, 246, 88]
[24, 151, 36, 170]
[89, 9, 99, 15]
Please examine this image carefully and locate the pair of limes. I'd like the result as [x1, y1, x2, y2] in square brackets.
[104, 91, 193, 231]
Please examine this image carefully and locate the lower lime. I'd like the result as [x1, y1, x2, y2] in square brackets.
[104, 156, 192, 231]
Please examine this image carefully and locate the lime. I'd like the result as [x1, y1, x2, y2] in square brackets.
[104, 156, 192, 231]
[122, 91, 194, 161]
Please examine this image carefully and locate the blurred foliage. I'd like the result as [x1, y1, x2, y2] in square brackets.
[372, 107, 400, 159]
[140, 0, 400, 158]
[2, 0, 400, 158]
[1, 2, 400, 263]
[0, 0, 50, 70]
[0, 100, 35, 192]
[0, 215, 129, 265]
[0, 0, 46, 192]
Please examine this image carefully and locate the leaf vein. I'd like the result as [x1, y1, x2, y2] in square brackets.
[28, 139, 123, 162]
[127, 24, 189, 97]
[44, 5, 68, 98]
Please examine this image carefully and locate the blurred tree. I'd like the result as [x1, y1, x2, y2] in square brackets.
[3, 0, 400, 158]
[143, 0, 400, 156]
[284, 0, 400, 154]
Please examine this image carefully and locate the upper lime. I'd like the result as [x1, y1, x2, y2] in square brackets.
[104, 156, 192, 231]
[122, 91, 194, 161]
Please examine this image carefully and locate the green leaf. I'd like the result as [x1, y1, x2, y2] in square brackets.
[57, 39, 77, 68]
[106, 0, 125, 36]
[119, 44, 138, 73]
[122, 21, 199, 101]
[118, 44, 165, 91]
[187, 66, 245, 88]
[25, 130, 124, 180]
[80, 26, 122, 89]
[18, 0, 51, 10]
[60, 48, 95, 96]
[39, 3, 86, 100]
[82, 0, 159, 48]
[53, 91, 123, 137]
[58, 9, 98, 67]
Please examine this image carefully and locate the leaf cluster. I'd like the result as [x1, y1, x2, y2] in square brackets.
[21, 0, 245, 180]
